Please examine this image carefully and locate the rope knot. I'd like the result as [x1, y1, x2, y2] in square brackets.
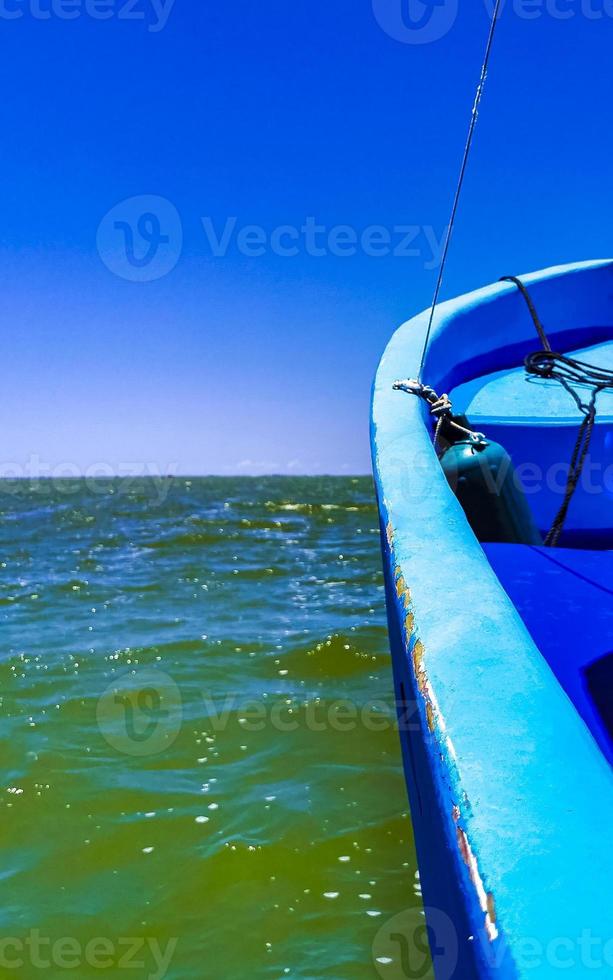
[429, 393, 453, 419]
[393, 378, 486, 451]
[392, 379, 452, 418]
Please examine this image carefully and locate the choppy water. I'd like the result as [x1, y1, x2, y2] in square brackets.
[0, 477, 424, 979]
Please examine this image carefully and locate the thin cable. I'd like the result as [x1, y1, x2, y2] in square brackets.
[417, 0, 504, 381]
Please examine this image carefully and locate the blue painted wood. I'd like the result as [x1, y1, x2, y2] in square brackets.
[483, 543, 613, 765]
[371, 260, 613, 979]
[452, 340, 613, 423]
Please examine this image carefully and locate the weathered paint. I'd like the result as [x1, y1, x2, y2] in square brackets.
[371, 260, 613, 978]
[409, 583, 499, 945]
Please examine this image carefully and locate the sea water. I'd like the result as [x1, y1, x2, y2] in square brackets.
[0, 477, 425, 979]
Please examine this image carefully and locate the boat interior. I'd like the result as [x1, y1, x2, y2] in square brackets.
[447, 324, 613, 764]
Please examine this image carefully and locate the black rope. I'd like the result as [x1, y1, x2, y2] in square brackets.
[502, 275, 613, 547]
[500, 275, 551, 352]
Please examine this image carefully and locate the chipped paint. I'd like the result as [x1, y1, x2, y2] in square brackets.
[411, 655, 499, 943]
[445, 735, 458, 763]
[385, 511, 499, 948]
[412, 640, 424, 688]
[394, 564, 414, 634]
[386, 520, 394, 549]
[456, 823, 499, 943]
[400, 577, 499, 946]
[410, 639, 448, 739]
[487, 893, 497, 929]
[425, 701, 435, 733]
[404, 610, 414, 641]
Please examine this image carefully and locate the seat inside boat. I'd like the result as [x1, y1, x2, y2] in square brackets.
[450, 339, 613, 763]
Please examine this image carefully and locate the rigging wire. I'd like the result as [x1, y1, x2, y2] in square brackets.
[417, 0, 505, 381]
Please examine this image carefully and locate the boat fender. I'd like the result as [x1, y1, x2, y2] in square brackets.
[440, 437, 543, 545]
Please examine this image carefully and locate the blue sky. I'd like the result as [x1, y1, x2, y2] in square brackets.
[0, 0, 611, 476]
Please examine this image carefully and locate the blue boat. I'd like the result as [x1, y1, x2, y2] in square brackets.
[371, 259, 613, 978]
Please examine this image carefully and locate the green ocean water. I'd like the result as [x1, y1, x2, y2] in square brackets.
[0, 477, 425, 979]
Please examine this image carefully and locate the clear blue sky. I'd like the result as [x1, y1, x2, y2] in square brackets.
[0, 0, 611, 476]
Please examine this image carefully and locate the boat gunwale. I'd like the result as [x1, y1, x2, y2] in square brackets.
[371, 258, 613, 978]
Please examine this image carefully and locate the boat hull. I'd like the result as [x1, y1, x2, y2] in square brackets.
[371, 261, 613, 979]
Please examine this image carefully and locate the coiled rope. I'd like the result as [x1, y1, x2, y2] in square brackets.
[502, 275, 613, 547]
